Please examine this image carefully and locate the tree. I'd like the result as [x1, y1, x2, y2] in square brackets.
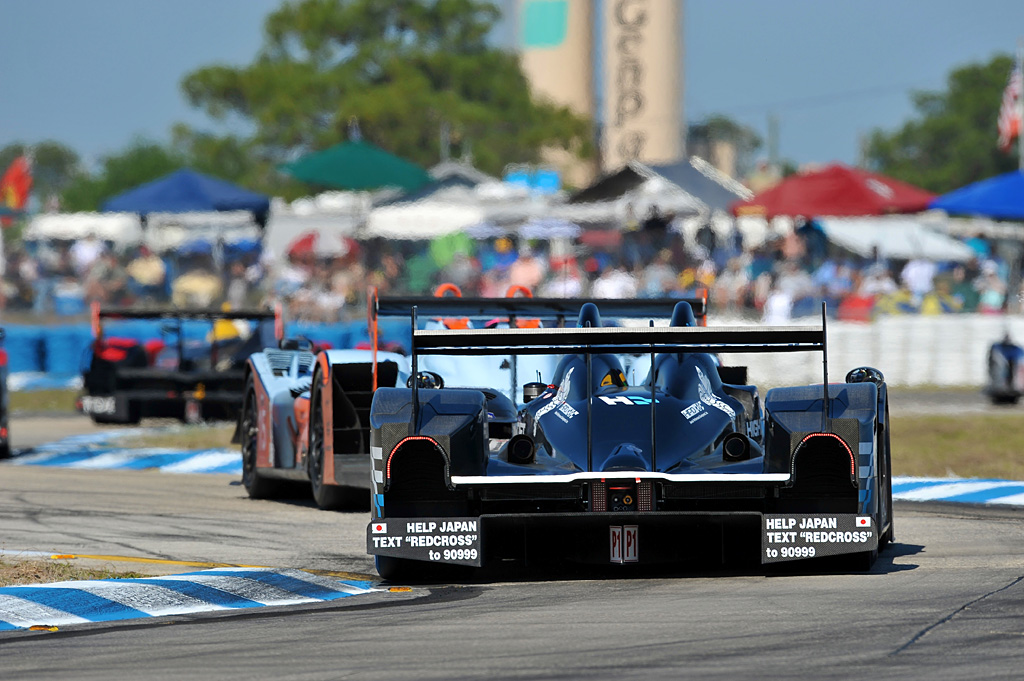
[0, 140, 81, 208]
[179, 0, 593, 182]
[687, 115, 763, 179]
[865, 54, 1019, 193]
[61, 140, 185, 212]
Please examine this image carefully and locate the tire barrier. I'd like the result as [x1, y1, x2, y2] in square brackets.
[3, 320, 413, 389]
[4, 314, 1017, 389]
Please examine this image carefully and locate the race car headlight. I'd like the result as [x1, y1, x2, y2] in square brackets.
[507, 434, 536, 465]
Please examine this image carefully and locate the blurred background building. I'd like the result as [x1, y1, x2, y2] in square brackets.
[515, 0, 686, 184]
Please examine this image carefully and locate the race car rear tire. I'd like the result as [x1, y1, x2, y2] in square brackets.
[0, 442, 9, 459]
[374, 555, 420, 582]
[879, 399, 894, 547]
[308, 379, 361, 511]
[241, 380, 283, 500]
[374, 555, 466, 583]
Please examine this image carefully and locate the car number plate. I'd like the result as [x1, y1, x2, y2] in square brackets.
[81, 396, 116, 414]
[610, 525, 638, 563]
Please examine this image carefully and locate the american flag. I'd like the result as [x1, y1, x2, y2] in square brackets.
[997, 62, 1023, 152]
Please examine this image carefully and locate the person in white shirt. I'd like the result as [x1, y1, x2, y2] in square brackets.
[70, 232, 105, 277]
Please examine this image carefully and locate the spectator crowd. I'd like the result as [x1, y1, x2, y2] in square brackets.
[0, 216, 1018, 325]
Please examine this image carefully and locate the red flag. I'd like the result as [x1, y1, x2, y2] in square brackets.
[997, 62, 1022, 152]
[0, 156, 32, 226]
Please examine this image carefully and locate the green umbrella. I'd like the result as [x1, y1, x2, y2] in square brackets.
[280, 140, 432, 192]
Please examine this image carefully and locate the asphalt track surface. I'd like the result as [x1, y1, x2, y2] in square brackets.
[2, 410, 1024, 679]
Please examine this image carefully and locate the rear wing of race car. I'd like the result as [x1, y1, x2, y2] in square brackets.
[92, 302, 282, 365]
[366, 288, 708, 391]
[372, 292, 708, 327]
[374, 296, 708, 323]
[408, 307, 832, 473]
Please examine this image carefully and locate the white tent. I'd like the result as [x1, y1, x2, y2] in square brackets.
[144, 211, 261, 252]
[816, 216, 976, 262]
[24, 212, 143, 247]
[264, 193, 367, 258]
[364, 201, 487, 239]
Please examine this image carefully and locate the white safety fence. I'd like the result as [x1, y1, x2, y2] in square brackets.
[713, 314, 1024, 388]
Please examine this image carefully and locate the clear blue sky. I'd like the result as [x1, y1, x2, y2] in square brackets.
[2, 0, 1023, 171]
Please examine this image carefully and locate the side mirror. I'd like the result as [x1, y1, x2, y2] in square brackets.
[846, 366, 885, 386]
[406, 371, 444, 389]
[279, 337, 314, 352]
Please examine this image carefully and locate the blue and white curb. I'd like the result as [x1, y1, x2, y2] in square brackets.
[893, 476, 1024, 506]
[9, 428, 243, 476]
[0, 567, 377, 631]
[8, 372, 83, 393]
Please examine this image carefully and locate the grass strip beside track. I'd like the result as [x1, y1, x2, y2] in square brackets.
[10, 389, 79, 414]
[0, 558, 149, 587]
[890, 412, 1024, 480]
[119, 424, 236, 450]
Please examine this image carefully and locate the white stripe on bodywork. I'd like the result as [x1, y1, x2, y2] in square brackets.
[452, 472, 791, 485]
[370, 446, 384, 461]
[373, 469, 384, 483]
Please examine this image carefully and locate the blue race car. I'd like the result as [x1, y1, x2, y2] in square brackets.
[985, 333, 1024, 405]
[366, 299, 894, 579]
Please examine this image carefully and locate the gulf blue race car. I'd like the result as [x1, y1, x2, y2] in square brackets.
[366, 299, 894, 579]
[237, 290, 700, 511]
[237, 334, 410, 510]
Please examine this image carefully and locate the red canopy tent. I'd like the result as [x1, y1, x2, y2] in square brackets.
[731, 163, 936, 218]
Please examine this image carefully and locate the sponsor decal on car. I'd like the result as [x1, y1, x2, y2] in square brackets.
[762, 514, 877, 563]
[695, 366, 735, 418]
[536, 367, 575, 428]
[367, 518, 481, 566]
[598, 395, 660, 406]
[681, 401, 707, 423]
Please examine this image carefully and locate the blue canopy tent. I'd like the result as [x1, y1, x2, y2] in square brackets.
[102, 169, 270, 221]
[930, 170, 1024, 220]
